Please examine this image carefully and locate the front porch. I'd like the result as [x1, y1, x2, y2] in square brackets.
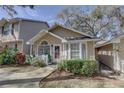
[29, 40, 89, 63]
[27, 29, 96, 64]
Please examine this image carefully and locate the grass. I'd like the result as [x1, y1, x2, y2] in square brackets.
[0, 65, 40, 73]
[39, 70, 124, 88]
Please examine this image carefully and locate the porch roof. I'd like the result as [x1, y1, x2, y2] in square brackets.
[27, 30, 67, 44]
[49, 24, 93, 38]
[27, 31, 99, 45]
[65, 36, 98, 40]
[96, 33, 124, 48]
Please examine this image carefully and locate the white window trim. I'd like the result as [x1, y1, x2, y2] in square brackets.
[53, 44, 61, 61]
[68, 42, 87, 60]
[37, 40, 51, 56]
[70, 43, 81, 59]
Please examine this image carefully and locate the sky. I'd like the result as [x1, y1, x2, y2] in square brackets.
[0, 5, 95, 25]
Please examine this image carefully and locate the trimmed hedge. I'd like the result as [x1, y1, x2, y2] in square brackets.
[81, 60, 98, 76]
[58, 60, 98, 76]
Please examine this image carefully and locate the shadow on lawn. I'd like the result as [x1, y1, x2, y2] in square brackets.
[42, 75, 76, 82]
[0, 77, 42, 86]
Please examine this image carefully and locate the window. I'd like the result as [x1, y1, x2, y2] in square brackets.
[71, 43, 80, 59]
[3, 23, 12, 35]
[41, 41, 48, 45]
[38, 41, 50, 55]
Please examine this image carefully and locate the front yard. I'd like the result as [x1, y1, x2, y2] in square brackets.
[0, 65, 56, 88]
[39, 70, 124, 88]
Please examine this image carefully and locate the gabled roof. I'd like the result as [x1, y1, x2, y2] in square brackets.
[49, 24, 93, 38]
[14, 18, 49, 27]
[27, 29, 67, 44]
[28, 24, 99, 44]
[0, 18, 49, 27]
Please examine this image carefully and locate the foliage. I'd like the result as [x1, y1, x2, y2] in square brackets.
[25, 55, 33, 65]
[58, 60, 85, 74]
[48, 53, 52, 62]
[0, 5, 34, 17]
[0, 53, 4, 65]
[58, 60, 98, 76]
[81, 60, 98, 77]
[16, 53, 26, 64]
[0, 48, 19, 65]
[31, 56, 47, 67]
[57, 6, 124, 39]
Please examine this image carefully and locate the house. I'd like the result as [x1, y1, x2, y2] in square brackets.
[96, 34, 124, 73]
[0, 18, 49, 54]
[27, 24, 98, 63]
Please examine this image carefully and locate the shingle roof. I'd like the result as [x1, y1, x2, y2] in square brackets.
[0, 17, 49, 27]
[65, 36, 97, 40]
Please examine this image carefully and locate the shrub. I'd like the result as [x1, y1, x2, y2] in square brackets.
[58, 60, 67, 71]
[0, 48, 19, 65]
[16, 53, 26, 64]
[58, 60, 98, 76]
[58, 60, 84, 74]
[0, 53, 4, 65]
[81, 60, 98, 77]
[25, 55, 33, 65]
[31, 57, 47, 67]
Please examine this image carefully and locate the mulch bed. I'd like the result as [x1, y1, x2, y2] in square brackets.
[39, 70, 120, 87]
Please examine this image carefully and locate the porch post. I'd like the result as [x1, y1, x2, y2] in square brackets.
[63, 44, 65, 59]
[85, 42, 88, 60]
[30, 44, 33, 56]
[79, 42, 82, 59]
[113, 43, 120, 71]
[68, 43, 71, 59]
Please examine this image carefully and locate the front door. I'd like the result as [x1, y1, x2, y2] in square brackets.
[54, 45, 60, 62]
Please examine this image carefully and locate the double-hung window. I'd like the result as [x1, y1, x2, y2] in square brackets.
[3, 23, 12, 35]
[70, 43, 80, 59]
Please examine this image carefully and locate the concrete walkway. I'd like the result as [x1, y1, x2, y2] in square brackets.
[0, 65, 56, 88]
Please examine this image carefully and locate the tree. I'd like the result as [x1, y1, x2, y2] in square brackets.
[0, 5, 34, 17]
[57, 6, 124, 39]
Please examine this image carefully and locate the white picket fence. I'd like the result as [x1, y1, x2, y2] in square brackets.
[37, 55, 49, 65]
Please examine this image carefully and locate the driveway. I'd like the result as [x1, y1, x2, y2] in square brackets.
[0, 65, 56, 88]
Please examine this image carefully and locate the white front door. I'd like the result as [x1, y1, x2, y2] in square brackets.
[53, 45, 60, 62]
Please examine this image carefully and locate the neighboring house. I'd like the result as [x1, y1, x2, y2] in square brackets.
[0, 18, 49, 54]
[28, 24, 98, 63]
[96, 34, 124, 73]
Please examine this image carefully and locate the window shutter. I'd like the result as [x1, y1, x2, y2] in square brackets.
[1, 26, 4, 36]
[11, 24, 14, 35]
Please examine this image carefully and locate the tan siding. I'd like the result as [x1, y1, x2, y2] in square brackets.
[97, 44, 114, 69]
[119, 37, 124, 63]
[50, 27, 83, 38]
[34, 33, 62, 45]
[2, 41, 23, 52]
[0, 22, 19, 41]
[14, 22, 20, 39]
[33, 33, 62, 55]
[87, 41, 95, 60]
